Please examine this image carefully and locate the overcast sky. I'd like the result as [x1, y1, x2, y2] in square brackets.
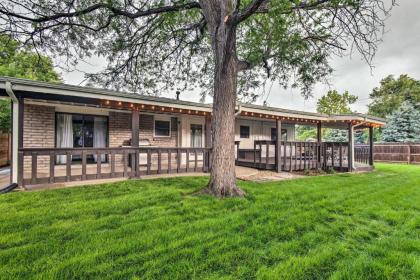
[61, 0, 420, 114]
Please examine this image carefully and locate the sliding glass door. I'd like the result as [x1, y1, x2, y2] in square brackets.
[56, 113, 108, 164]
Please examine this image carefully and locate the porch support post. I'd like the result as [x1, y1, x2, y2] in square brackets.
[205, 115, 212, 148]
[348, 122, 354, 172]
[317, 122, 322, 164]
[205, 115, 212, 172]
[13, 98, 24, 186]
[369, 126, 374, 166]
[131, 109, 139, 177]
[131, 109, 139, 147]
[276, 119, 282, 172]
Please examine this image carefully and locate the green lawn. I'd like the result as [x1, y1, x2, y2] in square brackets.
[0, 164, 419, 279]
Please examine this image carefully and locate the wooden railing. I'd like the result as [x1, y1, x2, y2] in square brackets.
[354, 144, 370, 165]
[18, 147, 211, 186]
[236, 141, 350, 172]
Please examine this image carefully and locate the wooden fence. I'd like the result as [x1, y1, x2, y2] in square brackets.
[372, 143, 420, 164]
[0, 132, 11, 167]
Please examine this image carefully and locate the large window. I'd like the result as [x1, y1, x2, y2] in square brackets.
[271, 127, 288, 141]
[56, 113, 108, 163]
[240, 125, 250, 138]
[154, 120, 171, 137]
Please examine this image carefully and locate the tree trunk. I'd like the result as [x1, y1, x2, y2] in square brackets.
[201, 1, 245, 197]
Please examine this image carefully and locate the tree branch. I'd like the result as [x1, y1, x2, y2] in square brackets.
[0, 1, 201, 23]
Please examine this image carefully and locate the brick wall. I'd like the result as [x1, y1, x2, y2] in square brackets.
[22, 108, 179, 176]
[109, 111, 132, 147]
[23, 104, 55, 173]
[109, 111, 178, 147]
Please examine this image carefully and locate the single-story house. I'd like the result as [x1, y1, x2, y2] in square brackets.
[0, 77, 385, 188]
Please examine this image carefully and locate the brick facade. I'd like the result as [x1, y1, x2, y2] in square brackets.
[23, 105, 179, 174]
[23, 104, 55, 172]
[109, 111, 178, 147]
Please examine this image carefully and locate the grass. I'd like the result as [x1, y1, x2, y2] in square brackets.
[0, 163, 419, 279]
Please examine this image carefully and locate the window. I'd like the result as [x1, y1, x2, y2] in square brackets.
[240, 126, 250, 138]
[56, 113, 108, 164]
[154, 120, 171, 137]
[271, 128, 288, 141]
[190, 124, 203, 147]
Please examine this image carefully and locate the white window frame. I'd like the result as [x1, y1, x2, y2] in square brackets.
[153, 115, 172, 138]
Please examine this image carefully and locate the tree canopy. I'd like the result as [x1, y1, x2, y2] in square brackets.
[0, 0, 393, 98]
[368, 74, 420, 118]
[0, 35, 61, 132]
[381, 101, 420, 142]
[316, 90, 358, 115]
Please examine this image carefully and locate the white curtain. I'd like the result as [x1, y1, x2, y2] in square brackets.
[191, 125, 203, 148]
[56, 114, 73, 164]
[93, 116, 107, 162]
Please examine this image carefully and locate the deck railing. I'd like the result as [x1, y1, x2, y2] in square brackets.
[354, 144, 370, 165]
[236, 140, 350, 172]
[18, 147, 211, 186]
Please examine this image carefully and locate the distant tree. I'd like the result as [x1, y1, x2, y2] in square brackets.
[316, 90, 358, 115]
[368, 75, 420, 118]
[0, 35, 61, 132]
[354, 130, 366, 144]
[315, 90, 357, 142]
[323, 129, 348, 142]
[381, 101, 420, 142]
[295, 125, 316, 141]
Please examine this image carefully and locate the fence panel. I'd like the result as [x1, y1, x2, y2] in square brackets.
[0, 132, 11, 167]
[373, 143, 420, 164]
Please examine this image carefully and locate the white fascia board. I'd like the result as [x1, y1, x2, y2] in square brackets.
[240, 107, 328, 121]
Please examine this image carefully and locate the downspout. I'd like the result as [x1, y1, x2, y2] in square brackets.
[350, 118, 368, 170]
[5, 81, 19, 184]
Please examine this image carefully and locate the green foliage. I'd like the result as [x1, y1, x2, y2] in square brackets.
[381, 101, 420, 142]
[0, 35, 61, 132]
[323, 129, 348, 142]
[0, 164, 419, 279]
[368, 75, 420, 118]
[295, 125, 317, 141]
[0, 35, 61, 82]
[316, 90, 358, 115]
[315, 90, 357, 142]
[0, 100, 11, 132]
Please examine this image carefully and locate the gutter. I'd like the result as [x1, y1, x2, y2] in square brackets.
[5, 81, 18, 102]
[234, 104, 242, 116]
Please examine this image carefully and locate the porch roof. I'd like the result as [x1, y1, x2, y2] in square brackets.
[0, 76, 385, 127]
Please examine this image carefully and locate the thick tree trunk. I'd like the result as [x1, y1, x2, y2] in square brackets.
[201, 1, 245, 197]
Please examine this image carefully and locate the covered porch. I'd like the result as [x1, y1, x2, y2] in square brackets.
[235, 117, 377, 173]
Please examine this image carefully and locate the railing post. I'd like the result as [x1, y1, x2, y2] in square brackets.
[348, 123, 354, 171]
[17, 150, 24, 187]
[317, 122, 322, 164]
